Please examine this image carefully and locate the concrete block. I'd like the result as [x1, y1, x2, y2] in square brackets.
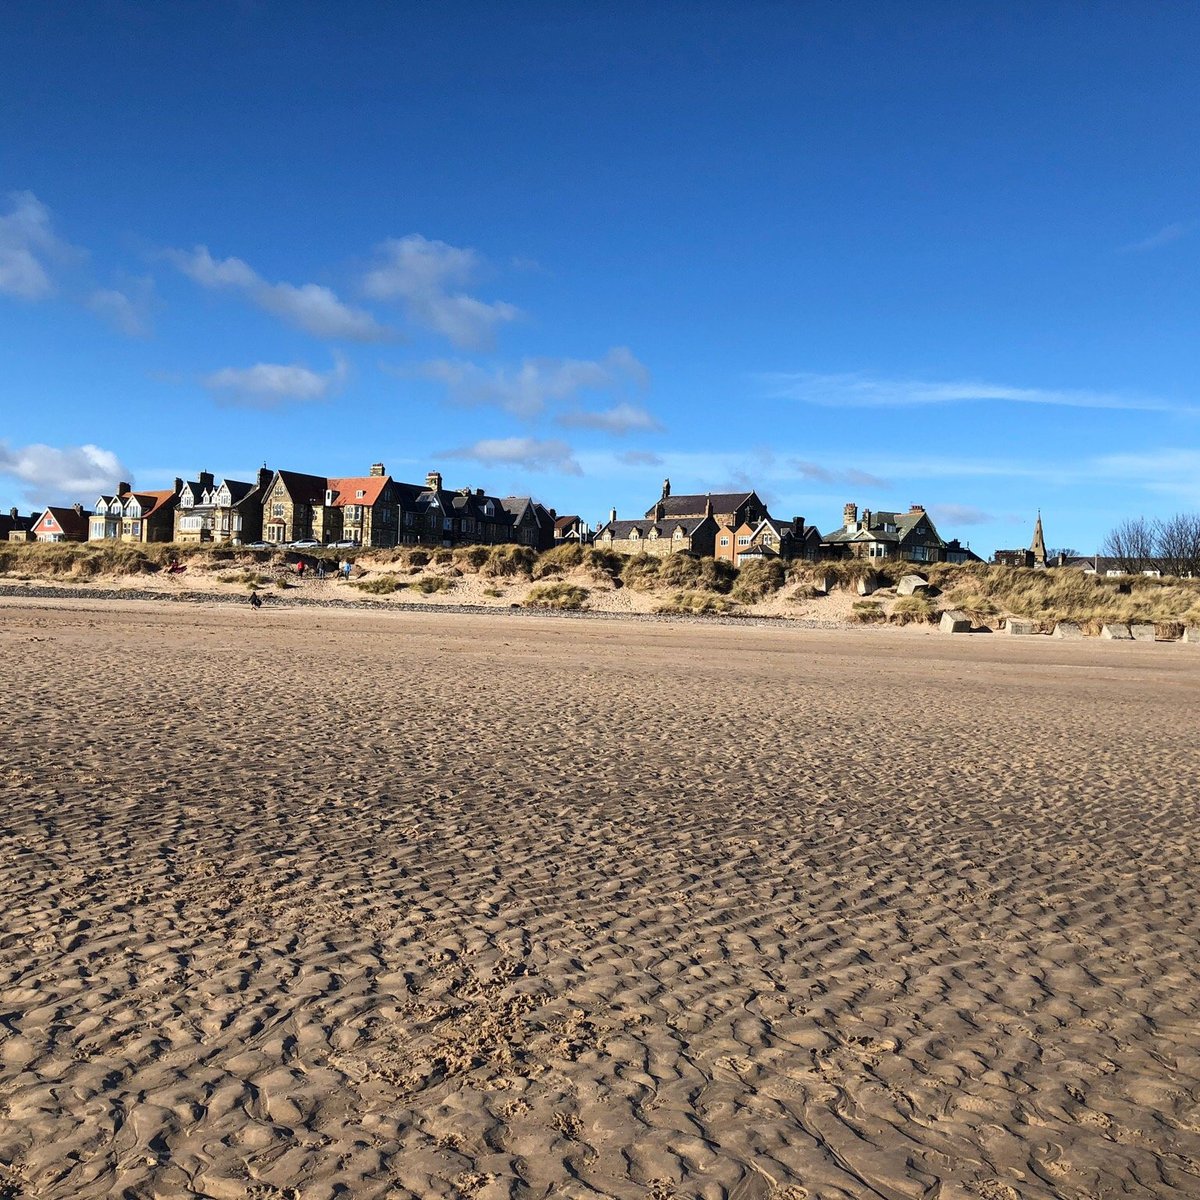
[815, 572, 835, 595]
[897, 574, 930, 596]
[1053, 621, 1084, 640]
[856, 573, 881, 596]
[1101, 623, 1133, 640]
[1130, 623, 1156, 641]
[1001, 618, 1039, 636]
[939, 609, 972, 634]
[1182, 626, 1200, 644]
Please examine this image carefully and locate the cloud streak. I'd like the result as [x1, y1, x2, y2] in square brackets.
[789, 459, 890, 489]
[0, 191, 83, 301]
[0, 440, 131, 502]
[764, 372, 1197, 414]
[202, 355, 348, 408]
[168, 245, 389, 341]
[441, 436, 582, 476]
[363, 234, 519, 349]
[407, 347, 650, 421]
[1119, 222, 1190, 254]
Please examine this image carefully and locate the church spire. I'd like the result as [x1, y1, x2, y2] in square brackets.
[1030, 510, 1047, 568]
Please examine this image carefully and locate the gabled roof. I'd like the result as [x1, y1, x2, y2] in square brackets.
[823, 507, 944, 547]
[600, 516, 708, 539]
[555, 514, 581, 532]
[274, 470, 328, 504]
[652, 491, 758, 519]
[124, 489, 177, 518]
[38, 506, 89, 539]
[217, 478, 258, 504]
[326, 475, 391, 507]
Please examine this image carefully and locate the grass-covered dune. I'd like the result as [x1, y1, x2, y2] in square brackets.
[3, 540, 1199, 629]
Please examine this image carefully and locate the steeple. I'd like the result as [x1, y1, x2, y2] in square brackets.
[1030, 510, 1047, 568]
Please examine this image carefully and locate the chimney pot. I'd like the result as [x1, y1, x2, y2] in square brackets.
[843, 502, 857, 529]
[426, 470, 442, 491]
[370, 462, 385, 477]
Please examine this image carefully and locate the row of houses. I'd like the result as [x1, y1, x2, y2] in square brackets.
[9, 464, 573, 552]
[593, 481, 981, 567]
[6, 465, 1042, 570]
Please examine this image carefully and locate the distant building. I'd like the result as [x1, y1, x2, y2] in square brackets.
[0, 508, 37, 542]
[993, 513, 1049, 569]
[89, 481, 182, 543]
[175, 468, 272, 544]
[323, 464, 400, 548]
[821, 503, 947, 563]
[944, 538, 985, 564]
[33, 504, 89, 542]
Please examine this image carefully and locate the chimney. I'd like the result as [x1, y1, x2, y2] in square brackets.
[610, 506, 617, 524]
[793, 515, 804, 535]
[370, 462, 385, 477]
[257, 466, 272, 491]
[73, 503, 83, 515]
[704, 493, 714, 518]
[662, 477, 671, 499]
[862, 509, 871, 529]
[843, 502, 857, 529]
[476, 488, 484, 497]
[172, 477, 183, 494]
[9, 507, 16, 519]
[426, 471, 442, 491]
[118, 481, 131, 496]
[908, 503, 924, 513]
[200, 471, 215, 490]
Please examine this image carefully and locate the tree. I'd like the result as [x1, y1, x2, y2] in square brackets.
[1047, 546, 1079, 564]
[1102, 517, 1155, 574]
[1153, 513, 1200, 578]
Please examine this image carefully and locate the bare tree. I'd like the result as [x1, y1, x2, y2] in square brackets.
[1154, 513, 1200, 578]
[1047, 546, 1079, 564]
[1102, 517, 1155, 574]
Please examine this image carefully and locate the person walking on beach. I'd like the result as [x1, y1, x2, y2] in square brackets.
[249, 591, 262, 609]
[341, 558, 352, 580]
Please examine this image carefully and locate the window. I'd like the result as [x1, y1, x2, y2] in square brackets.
[404, 512, 414, 526]
[272, 502, 284, 517]
[719, 536, 730, 547]
[95, 502, 106, 515]
[484, 501, 495, 516]
[356, 489, 365, 499]
[869, 543, 888, 558]
[737, 535, 750, 546]
[443, 517, 452, 531]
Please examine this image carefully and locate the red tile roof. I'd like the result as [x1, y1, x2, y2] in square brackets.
[326, 476, 390, 507]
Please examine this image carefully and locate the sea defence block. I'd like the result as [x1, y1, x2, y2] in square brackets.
[897, 574, 930, 596]
[1182, 627, 1200, 644]
[856, 573, 881, 596]
[1001, 618, 1039, 636]
[1131, 623, 1157, 641]
[939, 609, 972, 634]
[1053, 622, 1084, 640]
[1101, 623, 1133, 640]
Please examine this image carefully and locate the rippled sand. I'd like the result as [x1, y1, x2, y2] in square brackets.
[2, 599, 1199, 1200]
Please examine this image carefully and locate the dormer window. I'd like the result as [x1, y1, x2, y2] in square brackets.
[356, 489, 365, 499]
[484, 501, 494, 516]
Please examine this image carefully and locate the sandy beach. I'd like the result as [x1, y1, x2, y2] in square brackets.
[2, 598, 1198, 1199]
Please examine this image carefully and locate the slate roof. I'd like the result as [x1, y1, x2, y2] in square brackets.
[823, 508, 945, 547]
[38, 506, 90, 540]
[599, 517, 705, 539]
[275, 470, 328, 505]
[652, 492, 755, 519]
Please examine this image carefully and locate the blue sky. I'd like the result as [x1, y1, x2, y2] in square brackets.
[2, 1, 1199, 554]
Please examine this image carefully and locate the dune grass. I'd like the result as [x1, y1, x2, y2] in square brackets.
[523, 581, 589, 610]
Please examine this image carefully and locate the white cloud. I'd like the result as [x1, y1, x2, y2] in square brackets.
[0, 440, 131, 503]
[559, 401, 662, 435]
[202, 355, 348, 408]
[442, 436, 582, 476]
[409, 347, 649, 420]
[167, 244, 389, 341]
[363, 234, 520, 348]
[764, 372, 1197, 414]
[87, 275, 155, 337]
[0, 191, 83, 301]
[618, 450, 664, 466]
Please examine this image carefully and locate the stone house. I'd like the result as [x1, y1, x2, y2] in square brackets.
[174, 468, 272, 544]
[397, 471, 520, 548]
[33, 504, 89, 542]
[261, 470, 328, 544]
[323, 464, 399, 548]
[89, 482, 182, 543]
[594, 504, 720, 558]
[1, 508, 37, 541]
[821, 503, 947, 564]
[503, 496, 557, 550]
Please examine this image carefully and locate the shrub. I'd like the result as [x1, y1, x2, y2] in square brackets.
[533, 542, 585, 578]
[274, 577, 290, 590]
[731, 558, 786, 603]
[582, 546, 624, 580]
[353, 576, 405, 595]
[453, 545, 491, 572]
[890, 595, 936, 625]
[483, 587, 502, 598]
[654, 590, 739, 616]
[482, 544, 536, 578]
[412, 574, 452, 594]
[523, 582, 589, 610]
[851, 600, 885, 623]
[407, 548, 430, 567]
[789, 582, 821, 601]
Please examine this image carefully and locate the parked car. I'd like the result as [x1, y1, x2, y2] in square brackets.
[290, 539, 320, 548]
[330, 540, 358, 548]
[243, 541, 269, 549]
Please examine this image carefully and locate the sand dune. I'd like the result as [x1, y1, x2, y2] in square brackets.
[1, 599, 1198, 1199]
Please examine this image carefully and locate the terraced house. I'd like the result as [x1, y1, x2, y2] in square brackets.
[89, 481, 182, 543]
[320, 465, 399, 548]
[175, 468, 272, 544]
[261, 469, 327, 544]
[397, 471, 521, 548]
